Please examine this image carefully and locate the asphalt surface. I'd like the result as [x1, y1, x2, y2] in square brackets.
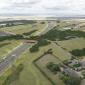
[0, 31, 11, 36]
[39, 21, 56, 36]
[0, 43, 31, 73]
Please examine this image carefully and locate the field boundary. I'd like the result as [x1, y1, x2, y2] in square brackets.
[33, 52, 62, 85]
[33, 56, 56, 85]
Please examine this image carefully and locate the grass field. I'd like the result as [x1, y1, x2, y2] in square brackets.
[0, 40, 21, 60]
[55, 20, 80, 29]
[35, 54, 65, 85]
[0, 20, 85, 85]
[0, 24, 32, 34]
[0, 22, 47, 36]
[0, 42, 71, 85]
[57, 38, 85, 51]
[0, 21, 47, 60]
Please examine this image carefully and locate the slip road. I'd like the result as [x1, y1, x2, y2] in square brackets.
[0, 21, 55, 75]
[0, 43, 31, 74]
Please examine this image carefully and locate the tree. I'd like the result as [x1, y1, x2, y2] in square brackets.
[41, 22, 45, 24]
[30, 44, 39, 52]
[46, 62, 60, 74]
[6, 23, 10, 27]
[60, 75, 81, 85]
[56, 20, 60, 23]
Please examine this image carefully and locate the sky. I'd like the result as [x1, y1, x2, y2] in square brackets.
[0, 0, 85, 16]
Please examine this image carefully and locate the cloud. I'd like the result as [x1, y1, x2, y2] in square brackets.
[7, 0, 41, 9]
[43, 6, 69, 11]
[0, 0, 85, 16]
[12, 0, 41, 5]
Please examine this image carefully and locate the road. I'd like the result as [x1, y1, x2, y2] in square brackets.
[0, 31, 12, 36]
[35, 21, 56, 36]
[0, 21, 56, 74]
[0, 31, 16, 37]
[0, 43, 32, 74]
[39, 21, 56, 35]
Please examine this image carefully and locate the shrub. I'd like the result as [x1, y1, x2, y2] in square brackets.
[46, 62, 60, 74]
[60, 75, 81, 85]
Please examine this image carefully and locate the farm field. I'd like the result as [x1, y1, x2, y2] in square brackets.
[0, 41, 71, 85]
[0, 20, 85, 85]
[0, 21, 47, 36]
[57, 38, 85, 51]
[35, 54, 65, 85]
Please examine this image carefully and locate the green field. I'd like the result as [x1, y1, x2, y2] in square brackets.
[0, 42, 71, 85]
[0, 40, 21, 60]
[57, 38, 85, 51]
[0, 20, 85, 85]
[0, 22, 47, 36]
[35, 54, 65, 85]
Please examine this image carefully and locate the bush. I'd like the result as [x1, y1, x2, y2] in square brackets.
[41, 22, 45, 24]
[30, 44, 39, 52]
[70, 48, 85, 57]
[60, 75, 81, 85]
[0, 34, 24, 41]
[46, 62, 60, 74]
[38, 39, 51, 47]
[29, 39, 50, 53]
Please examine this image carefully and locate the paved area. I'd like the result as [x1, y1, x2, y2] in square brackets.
[40, 21, 56, 35]
[0, 31, 12, 36]
[0, 43, 32, 74]
[0, 21, 56, 74]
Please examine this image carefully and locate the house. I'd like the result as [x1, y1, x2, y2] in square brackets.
[80, 59, 85, 67]
[60, 67, 83, 78]
[68, 59, 79, 66]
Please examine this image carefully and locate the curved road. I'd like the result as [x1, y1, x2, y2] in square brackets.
[0, 21, 55, 74]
